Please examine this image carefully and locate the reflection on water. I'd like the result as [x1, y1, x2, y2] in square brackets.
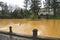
[0, 19, 60, 38]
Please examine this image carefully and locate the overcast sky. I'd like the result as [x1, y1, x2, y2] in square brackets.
[0, 0, 45, 8]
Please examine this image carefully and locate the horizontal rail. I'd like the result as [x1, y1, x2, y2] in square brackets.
[0, 31, 33, 39]
[0, 31, 60, 40]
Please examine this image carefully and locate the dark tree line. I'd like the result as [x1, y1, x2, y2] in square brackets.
[0, 0, 41, 19]
[0, 1, 32, 19]
[45, 0, 60, 17]
[1, 0, 60, 19]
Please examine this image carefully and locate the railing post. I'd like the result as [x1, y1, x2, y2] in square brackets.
[33, 29, 38, 40]
[9, 26, 12, 33]
[9, 26, 13, 40]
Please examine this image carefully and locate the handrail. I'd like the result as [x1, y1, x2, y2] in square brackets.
[0, 26, 60, 40]
[0, 31, 60, 40]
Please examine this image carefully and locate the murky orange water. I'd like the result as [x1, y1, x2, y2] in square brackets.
[0, 19, 60, 38]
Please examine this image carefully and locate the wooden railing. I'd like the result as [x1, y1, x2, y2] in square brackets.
[0, 26, 60, 40]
